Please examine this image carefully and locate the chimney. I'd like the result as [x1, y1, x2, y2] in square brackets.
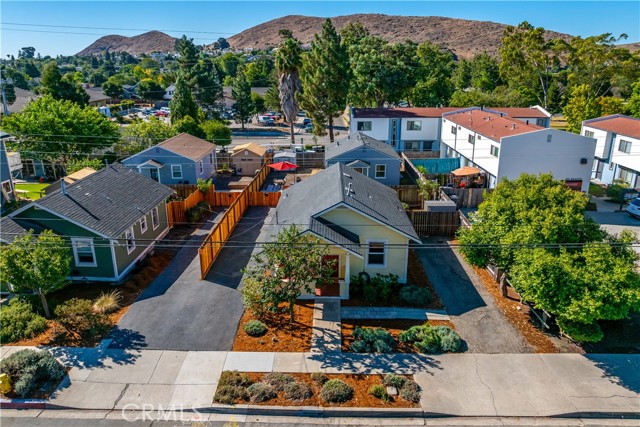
[61, 179, 67, 195]
[511, 123, 516, 129]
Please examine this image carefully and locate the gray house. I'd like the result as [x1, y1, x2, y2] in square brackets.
[325, 133, 402, 186]
[122, 133, 216, 185]
[1, 139, 16, 212]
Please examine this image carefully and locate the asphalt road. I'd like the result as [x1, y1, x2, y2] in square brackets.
[109, 207, 273, 351]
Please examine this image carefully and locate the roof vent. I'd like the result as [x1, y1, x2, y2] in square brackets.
[342, 172, 351, 179]
[511, 123, 516, 129]
[345, 182, 353, 197]
[61, 179, 67, 195]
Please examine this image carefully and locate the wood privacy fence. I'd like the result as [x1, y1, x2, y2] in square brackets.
[441, 187, 487, 208]
[392, 185, 423, 208]
[408, 210, 460, 237]
[167, 184, 200, 199]
[166, 188, 208, 227]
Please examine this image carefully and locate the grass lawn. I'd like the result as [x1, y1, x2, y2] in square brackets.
[14, 183, 49, 200]
[589, 183, 607, 197]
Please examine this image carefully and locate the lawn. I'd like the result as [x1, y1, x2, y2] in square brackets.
[14, 183, 49, 200]
[589, 183, 606, 197]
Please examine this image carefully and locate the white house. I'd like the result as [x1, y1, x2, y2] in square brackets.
[440, 108, 595, 191]
[349, 106, 552, 153]
[163, 84, 176, 100]
[581, 115, 640, 187]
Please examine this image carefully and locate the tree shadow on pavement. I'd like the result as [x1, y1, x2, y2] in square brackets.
[307, 351, 442, 375]
[585, 354, 640, 393]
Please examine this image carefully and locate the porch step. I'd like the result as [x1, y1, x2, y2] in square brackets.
[310, 298, 342, 353]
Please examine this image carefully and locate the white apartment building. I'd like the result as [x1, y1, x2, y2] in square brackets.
[440, 108, 596, 191]
[581, 115, 640, 188]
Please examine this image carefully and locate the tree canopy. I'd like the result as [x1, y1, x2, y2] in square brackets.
[41, 62, 90, 106]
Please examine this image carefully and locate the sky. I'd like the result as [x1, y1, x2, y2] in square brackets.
[1, 1, 639, 57]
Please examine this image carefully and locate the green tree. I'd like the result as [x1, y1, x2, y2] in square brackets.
[340, 21, 369, 49]
[120, 116, 177, 155]
[1, 95, 119, 164]
[173, 115, 205, 138]
[251, 92, 265, 116]
[169, 74, 199, 124]
[137, 79, 164, 100]
[243, 225, 335, 322]
[626, 79, 640, 118]
[102, 79, 124, 99]
[597, 96, 624, 117]
[299, 18, 350, 141]
[216, 52, 241, 78]
[65, 158, 104, 174]
[409, 41, 454, 107]
[1, 79, 16, 106]
[0, 230, 71, 318]
[563, 84, 601, 133]
[264, 75, 281, 111]
[176, 35, 199, 77]
[231, 65, 254, 130]
[200, 120, 231, 147]
[275, 31, 303, 143]
[191, 60, 222, 116]
[18, 46, 36, 59]
[470, 52, 501, 92]
[452, 59, 472, 91]
[41, 62, 89, 106]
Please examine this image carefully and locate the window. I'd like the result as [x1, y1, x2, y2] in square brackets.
[375, 164, 386, 179]
[468, 135, 475, 144]
[546, 134, 553, 143]
[125, 227, 136, 254]
[367, 241, 386, 267]
[199, 160, 203, 174]
[151, 207, 159, 230]
[357, 121, 372, 131]
[618, 139, 632, 154]
[490, 146, 500, 157]
[140, 216, 148, 233]
[609, 162, 615, 171]
[171, 164, 182, 179]
[209, 153, 214, 164]
[477, 135, 482, 140]
[404, 141, 420, 150]
[451, 126, 457, 135]
[619, 168, 633, 184]
[72, 238, 96, 267]
[584, 130, 594, 138]
[407, 120, 422, 131]
[352, 167, 367, 175]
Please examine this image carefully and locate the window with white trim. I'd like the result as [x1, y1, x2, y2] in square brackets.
[367, 241, 386, 266]
[584, 130, 594, 138]
[140, 216, 148, 233]
[125, 227, 136, 254]
[490, 145, 499, 157]
[357, 121, 372, 131]
[151, 207, 159, 230]
[352, 167, 367, 175]
[171, 164, 182, 179]
[618, 139, 632, 154]
[199, 160, 203, 174]
[468, 135, 475, 144]
[72, 238, 97, 267]
[451, 126, 456, 135]
[375, 164, 386, 179]
[406, 120, 422, 131]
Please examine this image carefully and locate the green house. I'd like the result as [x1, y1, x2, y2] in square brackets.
[2, 164, 174, 283]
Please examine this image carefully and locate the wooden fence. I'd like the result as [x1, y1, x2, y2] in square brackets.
[408, 210, 460, 237]
[392, 185, 423, 208]
[441, 187, 487, 208]
[167, 184, 200, 199]
[166, 189, 208, 227]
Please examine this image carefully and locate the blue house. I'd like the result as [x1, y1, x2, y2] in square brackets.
[325, 133, 402, 186]
[1, 138, 16, 212]
[122, 133, 217, 185]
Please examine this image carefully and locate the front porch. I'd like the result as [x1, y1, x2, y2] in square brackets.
[302, 252, 353, 300]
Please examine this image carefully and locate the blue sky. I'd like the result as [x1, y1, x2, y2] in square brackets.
[1, 1, 639, 57]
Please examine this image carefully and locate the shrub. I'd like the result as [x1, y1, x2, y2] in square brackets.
[349, 340, 369, 353]
[92, 290, 122, 314]
[218, 370, 253, 387]
[399, 285, 432, 307]
[264, 372, 294, 391]
[606, 179, 630, 203]
[557, 319, 604, 343]
[0, 298, 48, 343]
[311, 372, 328, 385]
[283, 381, 312, 401]
[247, 382, 277, 403]
[399, 324, 462, 353]
[363, 274, 398, 304]
[241, 277, 269, 318]
[0, 349, 66, 397]
[382, 374, 406, 389]
[368, 384, 390, 402]
[349, 327, 395, 353]
[243, 320, 267, 337]
[320, 379, 354, 403]
[196, 178, 213, 194]
[433, 326, 462, 352]
[54, 298, 112, 341]
[214, 385, 249, 404]
[187, 201, 210, 223]
[399, 379, 421, 402]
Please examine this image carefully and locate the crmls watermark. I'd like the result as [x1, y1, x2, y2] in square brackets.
[121, 404, 204, 422]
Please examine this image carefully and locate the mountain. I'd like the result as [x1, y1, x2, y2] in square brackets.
[224, 14, 571, 59]
[77, 31, 177, 56]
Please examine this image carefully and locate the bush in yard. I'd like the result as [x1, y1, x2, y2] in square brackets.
[556, 319, 605, 343]
[399, 324, 461, 353]
[92, 290, 122, 314]
[433, 326, 462, 352]
[218, 370, 253, 387]
[606, 179, 630, 203]
[368, 384, 390, 402]
[264, 372, 294, 391]
[382, 374, 406, 389]
[0, 298, 48, 343]
[241, 277, 270, 319]
[363, 274, 398, 304]
[283, 381, 312, 401]
[399, 285, 432, 307]
[187, 201, 210, 223]
[350, 327, 395, 353]
[320, 379, 354, 403]
[54, 298, 112, 341]
[0, 349, 66, 397]
[311, 372, 328, 385]
[247, 382, 277, 403]
[214, 385, 249, 404]
[399, 379, 421, 402]
[243, 319, 267, 337]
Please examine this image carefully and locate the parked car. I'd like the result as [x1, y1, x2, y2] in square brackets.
[155, 110, 169, 117]
[160, 107, 171, 113]
[305, 124, 314, 133]
[257, 115, 275, 126]
[302, 118, 311, 126]
[298, 110, 306, 117]
[627, 197, 640, 218]
[267, 111, 282, 120]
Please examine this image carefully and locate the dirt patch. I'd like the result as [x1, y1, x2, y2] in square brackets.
[217, 372, 419, 408]
[232, 301, 314, 352]
[341, 319, 456, 353]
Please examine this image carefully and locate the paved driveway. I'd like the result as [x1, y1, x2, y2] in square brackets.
[110, 207, 273, 351]
[414, 238, 531, 353]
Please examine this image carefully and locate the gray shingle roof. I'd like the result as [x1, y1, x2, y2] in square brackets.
[273, 163, 419, 250]
[31, 164, 174, 238]
[0, 217, 29, 243]
[310, 217, 362, 256]
[325, 132, 400, 161]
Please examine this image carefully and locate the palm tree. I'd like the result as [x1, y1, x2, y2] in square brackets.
[275, 32, 303, 144]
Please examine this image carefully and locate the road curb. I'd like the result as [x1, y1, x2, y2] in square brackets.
[0, 397, 47, 409]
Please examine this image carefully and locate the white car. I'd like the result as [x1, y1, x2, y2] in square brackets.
[626, 197, 640, 218]
[160, 107, 171, 113]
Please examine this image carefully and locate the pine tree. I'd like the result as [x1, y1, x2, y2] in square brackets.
[299, 19, 349, 142]
[169, 74, 199, 124]
[232, 65, 254, 131]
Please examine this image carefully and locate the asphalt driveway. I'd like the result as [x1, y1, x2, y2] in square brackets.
[109, 206, 273, 351]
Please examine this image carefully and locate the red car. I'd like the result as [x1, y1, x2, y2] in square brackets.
[155, 110, 169, 117]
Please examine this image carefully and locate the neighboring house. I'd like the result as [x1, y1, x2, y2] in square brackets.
[272, 163, 420, 299]
[85, 86, 110, 107]
[581, 114, 640, 187]
[440, 108, 595, 191]
[3, 164, 174, 282]
[230, 142, 267, 176]
[4, 88, 40, 115]
[1, 139, 16, 212]
[163, 84, 175, 100]
[43, 167, 97, 195]
[349, 105, 552, 152]
[325, 133, 402, 186]
[122, 133, 217, 184]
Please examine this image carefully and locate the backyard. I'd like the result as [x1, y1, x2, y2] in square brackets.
[13, 182, 48, 200]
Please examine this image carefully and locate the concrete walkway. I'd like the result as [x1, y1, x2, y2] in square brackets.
[311, 298, 342, 353]
[341, 307, 450, 321]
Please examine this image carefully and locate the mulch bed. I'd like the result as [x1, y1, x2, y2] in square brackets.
[232, 301, 314, 352]
[218, 372, 419, 408]
[342, 249, 444, 310]
[341, 319, 456, 353]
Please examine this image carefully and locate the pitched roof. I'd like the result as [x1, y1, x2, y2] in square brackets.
[86, 87, 109, 103]
[158, 133, 215, 161]
[444, 109, 542, 141]
[352, 107, 459, 119]
[485, 107, 550, 119]
[7, 88, 40, 114]
[583, 115, 640, 139]
[0, 217, 29, 244]
[326, 133, 400, 161]
[274, 163, 419, 250]
[23, 164, 174, 238]
[232, 142, 267, 157]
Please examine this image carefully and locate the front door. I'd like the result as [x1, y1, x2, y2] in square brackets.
[149, 168, 159, 182]
[316, 255, 340, 297]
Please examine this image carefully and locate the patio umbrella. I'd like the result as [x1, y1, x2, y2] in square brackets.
[268, 161, 299, 172]
[451, 166, 481, 177]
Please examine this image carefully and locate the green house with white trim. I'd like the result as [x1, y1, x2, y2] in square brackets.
[2, 164, 174, 283]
